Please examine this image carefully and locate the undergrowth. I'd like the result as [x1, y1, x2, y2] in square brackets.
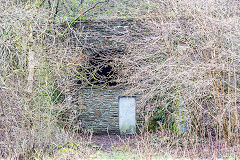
[0, 0, 239, 159]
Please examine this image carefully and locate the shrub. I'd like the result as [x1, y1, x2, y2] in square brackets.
[115, 0, 240, 145]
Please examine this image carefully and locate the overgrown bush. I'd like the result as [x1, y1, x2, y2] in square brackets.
[0, 0, 239, 159]
[115, 0, 240, 145]
[0, 0, 104, 158]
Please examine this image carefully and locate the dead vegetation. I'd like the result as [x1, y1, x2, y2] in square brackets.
[115, 0, 240, 146]
[0, 0, 240, 159]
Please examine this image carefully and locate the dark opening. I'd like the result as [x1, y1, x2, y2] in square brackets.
[76, 49, 118, 87]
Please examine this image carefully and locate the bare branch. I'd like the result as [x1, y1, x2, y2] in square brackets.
[54, 0, 60, 18]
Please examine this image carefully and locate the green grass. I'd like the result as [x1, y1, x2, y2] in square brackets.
[89, 151, 187, 160]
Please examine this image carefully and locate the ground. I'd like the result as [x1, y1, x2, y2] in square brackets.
[37, 133, 240, 159]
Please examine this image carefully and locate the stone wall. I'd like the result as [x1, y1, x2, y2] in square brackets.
[63, 18, 149, 55]
[62, 18, 148, 134]
[74, 88, 144, 134]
